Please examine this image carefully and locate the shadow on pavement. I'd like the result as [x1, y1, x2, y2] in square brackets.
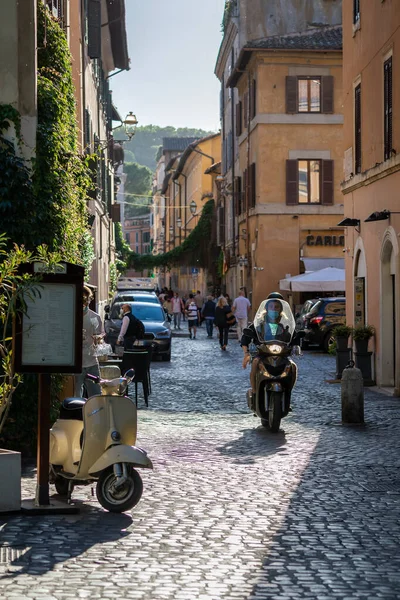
[0, 500, 132, 578]
[217, 426, 287, 464]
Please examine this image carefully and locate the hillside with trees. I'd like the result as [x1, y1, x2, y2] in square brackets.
[118, 125, 217, 219]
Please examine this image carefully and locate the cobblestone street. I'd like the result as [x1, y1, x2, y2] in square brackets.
[1, 327, 400, 599]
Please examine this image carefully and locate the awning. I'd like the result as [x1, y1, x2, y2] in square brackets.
[301, 257, 344, 271]
[280, 267, 345, 292]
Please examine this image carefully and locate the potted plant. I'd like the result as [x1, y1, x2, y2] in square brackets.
[353, 325, 375, 354]
[332, 324, 353, 351]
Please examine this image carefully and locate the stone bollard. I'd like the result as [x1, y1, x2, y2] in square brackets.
[341, 361, 364, 424]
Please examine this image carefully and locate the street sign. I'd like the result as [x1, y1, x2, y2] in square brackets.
[191, 268, 199, 275]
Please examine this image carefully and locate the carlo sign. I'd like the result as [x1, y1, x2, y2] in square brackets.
[306, 234, 345, 247]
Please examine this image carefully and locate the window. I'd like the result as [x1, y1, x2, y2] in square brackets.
[125, 233, 130, 243]
[286, 76, 333, 114]
[286, 160, 334, 205]
[354, 84, 362, 173]
[249, 163, 256, 208]
[236, 101, 242, 137]
[249, 79, 257, 120]
[135, 232, 139, 243]
[384, 57, 393, 161]
[353, 0, 360, 24]
[298, 78, 321, 112]
[235, 176, 242, 215]
[143, 231, 150, 243]
[298, 160, 321, 203]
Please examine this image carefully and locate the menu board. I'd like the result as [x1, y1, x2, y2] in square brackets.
[21, 283, 76, 367]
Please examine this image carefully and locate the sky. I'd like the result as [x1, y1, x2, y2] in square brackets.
[110, 0, 226, 132]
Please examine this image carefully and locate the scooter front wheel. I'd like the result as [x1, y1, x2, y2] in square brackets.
[268, 391, 283, 433]
[96, 467, 143, 513]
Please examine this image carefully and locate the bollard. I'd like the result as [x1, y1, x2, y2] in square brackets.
[341, 361, 364, 424]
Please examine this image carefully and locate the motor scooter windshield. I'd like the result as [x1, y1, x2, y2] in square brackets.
[253, 299, 295, 344]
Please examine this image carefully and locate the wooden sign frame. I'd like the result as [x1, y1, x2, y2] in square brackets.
[13, 262, 84, 374]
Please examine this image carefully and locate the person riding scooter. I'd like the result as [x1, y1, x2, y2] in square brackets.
[241, 293, 302, 430]
[242, 294, 292, 394]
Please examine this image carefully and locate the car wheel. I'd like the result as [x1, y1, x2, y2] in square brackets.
[323, 331, 336, 353]
[162, 349, 171, 362]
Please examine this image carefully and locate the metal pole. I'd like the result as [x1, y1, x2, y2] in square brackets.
[36, 373, 51, 506]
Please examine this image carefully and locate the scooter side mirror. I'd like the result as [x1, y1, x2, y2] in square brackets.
[242, 327, 253, 337]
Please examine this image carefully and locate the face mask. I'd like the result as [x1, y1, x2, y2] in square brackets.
[268, 310, 280, 320]
[119, 310, 125, 319]
[83, 306, 88, 314]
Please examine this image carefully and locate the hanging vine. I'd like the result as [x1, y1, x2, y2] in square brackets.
[127, 200, 216, 271]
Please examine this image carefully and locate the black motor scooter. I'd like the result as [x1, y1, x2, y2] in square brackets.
[244, 299, 304, 432]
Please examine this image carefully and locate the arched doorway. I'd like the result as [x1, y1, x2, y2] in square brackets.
[353, 244, 366, 327]
[381, 238, 396, 386]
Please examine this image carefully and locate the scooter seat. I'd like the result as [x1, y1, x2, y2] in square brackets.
[60, 397, 86, 420]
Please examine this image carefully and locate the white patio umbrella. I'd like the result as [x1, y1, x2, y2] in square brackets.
[279, 267, 345, 292]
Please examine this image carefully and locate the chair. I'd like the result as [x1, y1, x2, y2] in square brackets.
[121, 351, 150, 407]
[123, 344, 154, 395]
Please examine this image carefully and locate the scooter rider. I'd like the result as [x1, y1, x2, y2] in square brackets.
[241, 293, 291, 397]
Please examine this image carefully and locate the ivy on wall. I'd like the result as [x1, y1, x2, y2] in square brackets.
[127, 200, 216, 271]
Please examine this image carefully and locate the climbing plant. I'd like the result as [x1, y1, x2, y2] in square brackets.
[127, 200, 217, 271]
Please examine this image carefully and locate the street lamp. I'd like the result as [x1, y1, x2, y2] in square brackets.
[189, 200, 197, 214]
[169, 225, 174, 236]
[176, 218, 182, 228]
[123, 112, 138, 141]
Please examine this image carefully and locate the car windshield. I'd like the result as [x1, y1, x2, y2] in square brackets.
[253, 299, 295, 343]
[111, 303, 165, 321]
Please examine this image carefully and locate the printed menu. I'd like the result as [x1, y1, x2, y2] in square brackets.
[21, 283, 76, 366]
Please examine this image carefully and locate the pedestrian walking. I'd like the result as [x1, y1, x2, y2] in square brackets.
[163, 295, 173, 319]
[232, 287, 251, 341]
[195, 290, 204, 326]
[201, 295, 216, 338]
[171, 292, 184, 329]
[186, 294, 200, 339]
[74, 286, 103, 398]
[215, 296, 232, 350]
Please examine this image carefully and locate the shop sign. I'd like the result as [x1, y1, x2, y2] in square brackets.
[306, 235, 345, 247]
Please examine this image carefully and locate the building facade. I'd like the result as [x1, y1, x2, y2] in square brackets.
[342, 0, 400, 389]
[216, 0, 344, 311]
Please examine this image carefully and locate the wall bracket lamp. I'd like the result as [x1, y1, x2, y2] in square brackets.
[337, 217, 360, 233]
[364, 210, 395, 222]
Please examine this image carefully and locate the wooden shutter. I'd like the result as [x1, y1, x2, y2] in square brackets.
[243, 92, 249, 128]
[249, 163, 256, 208]
[355, 84, 362, 173]
[235, 176, 242, 216]
[111, 204, 121, 223]
[322, 160, 334, 205]
[384, 57, 393, 160]
[236, 101, 242, 137]
[286, 77, 298, 113]
[286, 160, 298, 205]
[321, 76, 334, 113]
[243, 168, 248, 211]
[88, 0, 101, 59]
[249, 80, 257, 120]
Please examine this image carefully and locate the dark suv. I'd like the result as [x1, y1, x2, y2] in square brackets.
[301, 297, 346, 352]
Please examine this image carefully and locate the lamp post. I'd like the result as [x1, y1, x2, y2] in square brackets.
[123, 112, 138, 141]
[189, 200, 197, 215]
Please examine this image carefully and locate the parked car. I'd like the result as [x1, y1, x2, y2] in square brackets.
[301, 297, 346, 352]
[104, 301, 172, 361]
[107, 291, 159, 308]
[295, 299, 318, 333]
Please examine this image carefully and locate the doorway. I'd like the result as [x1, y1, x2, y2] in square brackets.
[381, 240, 396, 386]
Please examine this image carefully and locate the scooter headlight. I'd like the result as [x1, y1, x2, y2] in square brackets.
[268, 344, 283, 355]
[111, 430, 121, 442]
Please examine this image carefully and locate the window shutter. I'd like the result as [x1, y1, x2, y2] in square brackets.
[249, 163, 256, 208]
[234, 176, 242, 216]
[249, 80, 257, 120]
[321, 76, 334, 113]
[243, 92, 249, 128]
[384, 57, 393, 160]
[236, 101, 242, 137]
[286, 77, 298, 113]
[355, 84, 362, 174]
[286, 160, 298, 205]
[88, 0, 101, 59]
[243, 168, 248, 211]
[322, 160, 334, 205]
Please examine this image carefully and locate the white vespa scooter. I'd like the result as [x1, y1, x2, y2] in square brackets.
[49, 370, 153, 513]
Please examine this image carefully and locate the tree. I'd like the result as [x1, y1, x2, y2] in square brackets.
[123, 162, 153, 219]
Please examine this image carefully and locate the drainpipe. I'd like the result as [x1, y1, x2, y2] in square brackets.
[181, 173, 188, 241]
[231, 82, 236, 263]
[246, 70, 251, 285]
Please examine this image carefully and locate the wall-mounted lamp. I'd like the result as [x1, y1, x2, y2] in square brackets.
[364, 209, 400, 222]
[176, 218, 182, 228]
[123, 112, 138, 141]
[337, 217, 360, 233]
[169, 226, 174, 235]
[238, 255, 248, 267]
[189, 200, 197, 214]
